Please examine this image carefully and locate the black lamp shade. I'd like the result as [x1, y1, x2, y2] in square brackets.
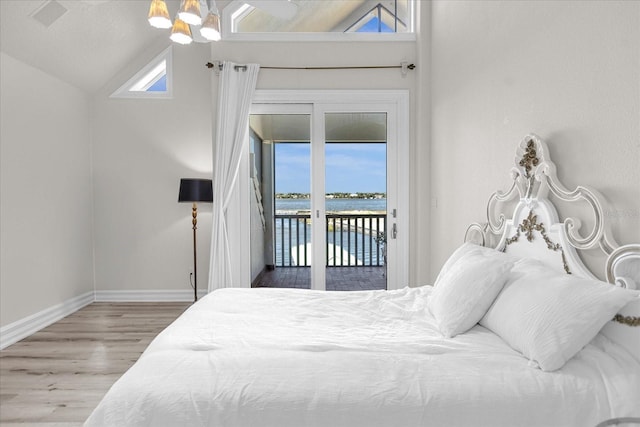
[178, 178, 213, 203]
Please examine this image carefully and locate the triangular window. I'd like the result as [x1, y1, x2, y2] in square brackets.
[347, 4, 406, 34]
[111, 46, 173, 99]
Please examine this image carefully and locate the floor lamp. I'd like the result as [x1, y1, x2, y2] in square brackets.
[178, 178, 213, 302]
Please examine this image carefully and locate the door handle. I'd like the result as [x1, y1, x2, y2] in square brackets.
[392, 223, 397, 239]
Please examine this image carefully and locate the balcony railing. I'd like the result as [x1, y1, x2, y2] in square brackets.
[274, 213, 386, 267]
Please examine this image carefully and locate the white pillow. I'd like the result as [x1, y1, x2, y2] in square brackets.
[428, 245, 514, 337]
[433, 242, 480, 287]
[480, 259, 638, 371]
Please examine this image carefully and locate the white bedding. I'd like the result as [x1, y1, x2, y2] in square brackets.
[85, 287, 640, 427]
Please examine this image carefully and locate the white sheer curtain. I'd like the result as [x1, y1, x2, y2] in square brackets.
[208, 62, 260, 291]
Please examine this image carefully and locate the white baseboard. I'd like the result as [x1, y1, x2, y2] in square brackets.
[94, 289, 208, 302]
[0, 291, 94, 350]
[0, 289, 208, 349]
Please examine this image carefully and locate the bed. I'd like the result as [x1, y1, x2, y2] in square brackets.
[85, 134, 640, 427]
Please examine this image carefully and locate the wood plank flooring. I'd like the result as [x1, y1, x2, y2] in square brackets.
[0, 302, 190, 426]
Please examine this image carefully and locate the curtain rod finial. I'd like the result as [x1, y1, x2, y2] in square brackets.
[400, 61, 415, 77]
[206, 60, 223, 75]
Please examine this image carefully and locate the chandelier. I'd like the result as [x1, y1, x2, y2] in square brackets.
[148, 0, 221, 45]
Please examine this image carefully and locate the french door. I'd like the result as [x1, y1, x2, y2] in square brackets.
[245, 90, 409, 291]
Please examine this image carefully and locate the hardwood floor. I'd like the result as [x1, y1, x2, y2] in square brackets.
[0, 302, 190, 426]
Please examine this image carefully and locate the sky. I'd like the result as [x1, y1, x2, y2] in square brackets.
[275, 143, 387, 194]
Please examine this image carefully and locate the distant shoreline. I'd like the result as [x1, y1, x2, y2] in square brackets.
[278, 210, 387, 215]
[276, 192, 386, 200]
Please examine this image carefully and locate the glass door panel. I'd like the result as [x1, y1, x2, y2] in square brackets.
[249, 113, 312, 289]
[324, 112, 388, 291]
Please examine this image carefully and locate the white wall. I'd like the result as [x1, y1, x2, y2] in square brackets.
[0, 52, 94, 327]
[413, 0, 431, 285]
[91, 42, 214, 295]
[430, 0, 640, 281]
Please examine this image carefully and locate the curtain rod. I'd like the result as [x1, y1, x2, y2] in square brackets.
[205, 61, 416, 75]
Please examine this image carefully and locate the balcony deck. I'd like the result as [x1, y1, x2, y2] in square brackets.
[252, 266, 387, 291]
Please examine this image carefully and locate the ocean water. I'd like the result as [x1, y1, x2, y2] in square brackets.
[276, 198, 387, 213]
[274, 198, 387, 266]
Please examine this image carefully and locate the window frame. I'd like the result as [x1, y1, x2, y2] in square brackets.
[110, 46, 173, 99]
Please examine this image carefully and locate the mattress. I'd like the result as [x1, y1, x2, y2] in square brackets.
[84, 286, 640, 427]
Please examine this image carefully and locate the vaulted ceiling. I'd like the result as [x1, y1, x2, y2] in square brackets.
[0, 0, 398, 93]
[0, 0, 180, 93]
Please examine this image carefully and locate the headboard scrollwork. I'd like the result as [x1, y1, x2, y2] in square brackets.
[465, 134, 640, 328]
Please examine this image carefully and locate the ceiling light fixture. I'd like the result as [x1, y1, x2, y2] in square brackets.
[148, 0, 172, 29]
[200, 10, 221, 41]
[170, 16, 193, 45]
[178, 0, 202, 26]
[148, 0, 221, 44]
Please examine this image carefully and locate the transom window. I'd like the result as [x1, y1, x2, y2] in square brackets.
[223, 0, 414, 41]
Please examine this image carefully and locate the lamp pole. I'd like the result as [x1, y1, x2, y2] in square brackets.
[192, 202, 198, 301]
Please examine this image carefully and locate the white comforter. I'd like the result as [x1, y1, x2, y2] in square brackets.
[85, 287, 640, 427]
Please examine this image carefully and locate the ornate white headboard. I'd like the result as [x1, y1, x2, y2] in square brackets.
[464, 134, 639, 356]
